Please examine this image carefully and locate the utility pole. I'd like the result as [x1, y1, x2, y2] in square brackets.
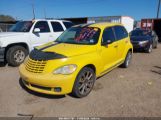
[32, 0, 35, 19]
[157, 0, 161, 18]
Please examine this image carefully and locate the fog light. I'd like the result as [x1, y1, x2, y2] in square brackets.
[54, 87, 61, 92]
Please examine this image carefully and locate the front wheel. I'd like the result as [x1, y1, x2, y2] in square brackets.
[71, 67, 96, 98]
[153, 40, 158, 49]
[121, 51, 132, 68]
[6, 46, 28, 67]
[145, 44, 153, 53]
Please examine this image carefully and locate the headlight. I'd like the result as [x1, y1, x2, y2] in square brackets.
[53, 64, 77, 75]
[139, 41, 148, 45]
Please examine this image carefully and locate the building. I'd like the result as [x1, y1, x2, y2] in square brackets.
[61, 16, 134, 32]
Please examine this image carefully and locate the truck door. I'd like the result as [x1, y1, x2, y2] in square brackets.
[30, 21, 51, 48]
[49, 21, 65, 42]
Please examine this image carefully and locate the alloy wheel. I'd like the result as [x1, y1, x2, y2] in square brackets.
[78, 71, 94, 95]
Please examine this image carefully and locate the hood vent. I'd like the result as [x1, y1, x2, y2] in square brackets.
[29, 49, 66, 61]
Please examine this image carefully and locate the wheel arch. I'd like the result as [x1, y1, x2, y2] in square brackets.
[5, 43, 29, 59]
[82, 64, 96, 74]
[128, 48, 133, 53]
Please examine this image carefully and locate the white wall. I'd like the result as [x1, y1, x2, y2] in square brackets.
[86, 16, 134, 33]
[121, 16, 134, 33]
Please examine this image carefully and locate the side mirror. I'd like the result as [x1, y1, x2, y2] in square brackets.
[33, 28, 40, 33]
[102, 40, 113, 46]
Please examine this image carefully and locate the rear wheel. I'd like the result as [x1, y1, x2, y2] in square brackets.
[145, 44, 153, 53]
[121, 51, 132, 68]
[6, 46, 28, 67]
[71, 67, 96, 98]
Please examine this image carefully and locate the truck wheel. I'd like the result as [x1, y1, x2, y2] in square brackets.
[71, 67, 96, 98]
[121, 51, 132, 68]
[6, 46, 28, 67]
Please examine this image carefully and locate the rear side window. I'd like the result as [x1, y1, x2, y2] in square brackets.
[102, 27, 116, 43]
[34, 21, 50, 33]
[63, 22, 74, 29]
[51, 22, 64, 32]
[114, 26, 128, 40]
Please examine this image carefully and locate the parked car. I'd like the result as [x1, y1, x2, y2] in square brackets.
[19, 23, 133, 98]
[130, 29, 158, 53]
[0, 19, 73, 66]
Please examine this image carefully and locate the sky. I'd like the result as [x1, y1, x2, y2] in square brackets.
[0, 0, 160, 20]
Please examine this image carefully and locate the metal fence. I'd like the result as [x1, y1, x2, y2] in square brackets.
[0, 23, 15, 32]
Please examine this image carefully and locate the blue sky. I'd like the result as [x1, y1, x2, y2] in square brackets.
[0, 0, 160, 20]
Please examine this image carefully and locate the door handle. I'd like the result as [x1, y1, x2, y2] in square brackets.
[114, 45, 118, 48]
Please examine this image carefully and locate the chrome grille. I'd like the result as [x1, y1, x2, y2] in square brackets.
[25, 58, 47, 73]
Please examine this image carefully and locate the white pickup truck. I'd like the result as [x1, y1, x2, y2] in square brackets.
[0, 19, 73, 66]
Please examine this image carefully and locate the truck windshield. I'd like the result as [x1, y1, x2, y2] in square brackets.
[56, 27, 100, 45]
[9, 21, 33, 32]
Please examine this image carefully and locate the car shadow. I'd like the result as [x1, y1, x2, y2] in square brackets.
[19, 78, 66, 99]
[151, 66, 161, 75]
[133, 49, 146, 53]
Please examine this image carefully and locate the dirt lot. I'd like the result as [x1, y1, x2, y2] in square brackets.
[0, 44, 161, 118]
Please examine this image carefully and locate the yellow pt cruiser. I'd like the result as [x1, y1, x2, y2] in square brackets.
[19, 23, 133, 98]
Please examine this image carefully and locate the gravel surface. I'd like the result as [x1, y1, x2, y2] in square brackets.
[0, 44, 161, 117]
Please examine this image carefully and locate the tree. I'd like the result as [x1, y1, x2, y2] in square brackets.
[0, 15, 15, 21]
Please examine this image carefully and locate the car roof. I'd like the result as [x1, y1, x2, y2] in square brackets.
[21, 19, 71, 22]
[73, 22, 123, 29]
[132, 29, 151, 32]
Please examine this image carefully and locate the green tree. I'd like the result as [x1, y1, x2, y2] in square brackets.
[0, 15, 15, 21]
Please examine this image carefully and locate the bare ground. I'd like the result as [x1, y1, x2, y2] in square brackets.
[0, 44, 161, 117]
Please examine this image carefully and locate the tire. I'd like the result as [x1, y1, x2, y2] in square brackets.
[71, 67, 96, 98]
[6, 46, 28, 67]
[153, 40, 158, 49]
[121, 51, 132, 68]
[145, 44, 153, 53]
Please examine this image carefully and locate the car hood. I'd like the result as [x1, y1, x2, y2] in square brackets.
[130, 36, 151, 42]
[0, 32, 25, 38]
[36, 42, 97, 57]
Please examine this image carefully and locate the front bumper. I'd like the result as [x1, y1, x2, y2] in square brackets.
[19, 64, 77, 95]
[0, 47, 5, 62]
[131, 42, 150, 49]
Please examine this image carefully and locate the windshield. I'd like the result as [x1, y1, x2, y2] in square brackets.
[9, 21, 33, 32]
[56, 27, 100, 45]
[131, 30, 150, 36]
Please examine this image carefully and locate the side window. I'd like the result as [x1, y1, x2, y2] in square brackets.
[63, 22, 74, 29]
[114, 26, 128, 40]
[102, 27, 115, 43]
[34, 21, 50, 33]
[51, 22, 64, 32]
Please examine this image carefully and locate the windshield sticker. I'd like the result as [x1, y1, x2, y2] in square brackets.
[75, 27, 98, 41]
[90, 39, 94, 43]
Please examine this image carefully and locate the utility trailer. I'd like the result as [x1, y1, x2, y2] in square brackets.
[141, 18, 161, 42]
